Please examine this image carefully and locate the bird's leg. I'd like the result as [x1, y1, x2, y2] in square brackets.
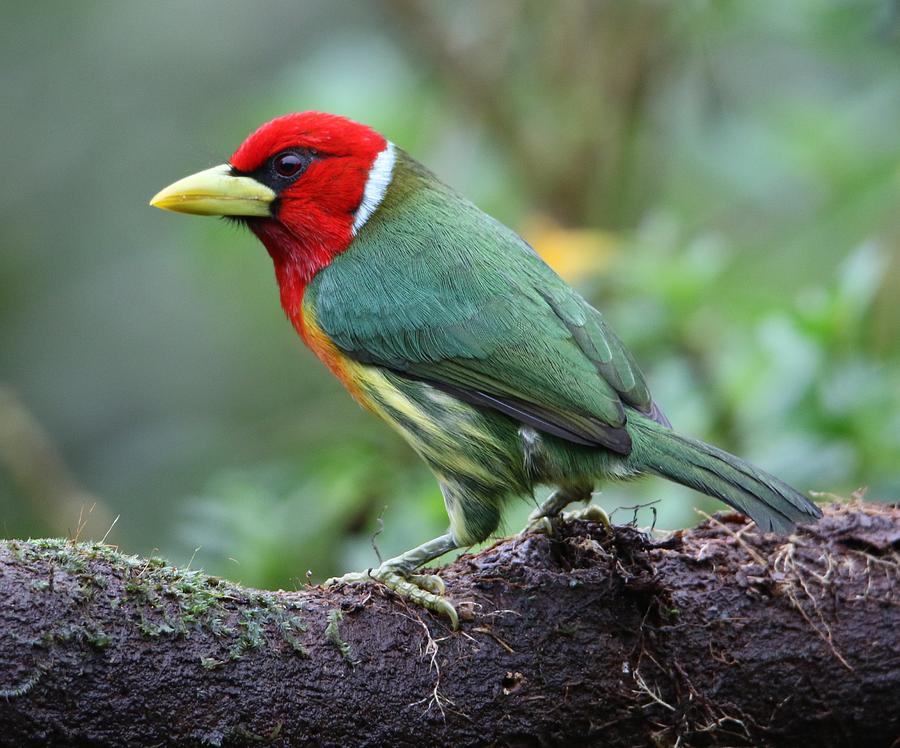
[524, 485, 610, 535]
[324, 533, 460, 629]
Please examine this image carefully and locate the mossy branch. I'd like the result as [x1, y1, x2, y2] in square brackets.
[0, 503, 897, 747]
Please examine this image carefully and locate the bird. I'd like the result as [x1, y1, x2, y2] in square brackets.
[151, 111, 821, 627]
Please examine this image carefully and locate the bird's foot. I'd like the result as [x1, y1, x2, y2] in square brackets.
[524, 503, 612, 537]
[562, 503, 612, 529]
[325, 565, 458, 630]
[524, 514, 556, 536]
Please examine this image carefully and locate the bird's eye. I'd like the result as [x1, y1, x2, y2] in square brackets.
[273, 152, 306, 178]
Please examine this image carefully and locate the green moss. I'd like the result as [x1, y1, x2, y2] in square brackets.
[200, 656, 225, 670]
[138, 613, 177, 638]
[8, 540, 27, 563]
[278, 614, 310, 657]
[231, 720, 284, 743]
[10, 539, 313, 669]
[207, 615, 235, 639]
[42, 623, 111, 649]
[0, 667, 44, 699]
[226, 608, 267, 660]
[325, 609, 355, 664]
[86, 629, 112, 648]
[89, 573, 108, 589]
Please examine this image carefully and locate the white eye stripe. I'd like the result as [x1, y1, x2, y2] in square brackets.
[352, 141, 396, 235]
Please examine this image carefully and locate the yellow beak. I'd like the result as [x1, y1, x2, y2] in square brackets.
[149, 164, 276, 217]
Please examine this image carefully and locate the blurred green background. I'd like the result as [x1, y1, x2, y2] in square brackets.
[1, 1, 898, 589]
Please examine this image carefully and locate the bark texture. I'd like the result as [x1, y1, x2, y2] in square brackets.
[0, 502, 897, 747]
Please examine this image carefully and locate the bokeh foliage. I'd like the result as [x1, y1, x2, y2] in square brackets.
[1, 1, 897, 588]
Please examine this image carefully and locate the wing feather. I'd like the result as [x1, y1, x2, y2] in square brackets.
[310, 152, 667, 453]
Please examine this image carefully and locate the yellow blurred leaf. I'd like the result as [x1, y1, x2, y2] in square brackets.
[521, 214, 618, 283]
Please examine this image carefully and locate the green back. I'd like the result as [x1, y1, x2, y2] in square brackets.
[308, 152, 661, 454]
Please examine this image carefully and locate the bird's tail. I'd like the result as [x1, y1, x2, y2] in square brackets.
[625, 414, 821, 534]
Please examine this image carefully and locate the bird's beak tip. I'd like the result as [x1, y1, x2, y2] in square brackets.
[148, 164, 275, 217]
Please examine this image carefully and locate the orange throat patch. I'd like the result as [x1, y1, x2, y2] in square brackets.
[294, 300, 370, 408]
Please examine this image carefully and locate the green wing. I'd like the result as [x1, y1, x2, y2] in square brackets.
[309, 154, 665, 454]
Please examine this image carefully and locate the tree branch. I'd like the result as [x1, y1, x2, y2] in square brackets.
[0, 502, 897, 747]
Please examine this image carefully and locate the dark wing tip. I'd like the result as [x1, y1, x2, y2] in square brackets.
[644, 400, 672, 429]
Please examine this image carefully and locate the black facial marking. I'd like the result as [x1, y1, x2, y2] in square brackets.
[230, 148, 318, 198]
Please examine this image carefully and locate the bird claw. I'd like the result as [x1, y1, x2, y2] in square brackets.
[325, 566, 458, 630]
[523, 515, 556, 537]
[523, 503, 612, 537]
[561, 503, 612, 531]
[409, 572, 446, 595]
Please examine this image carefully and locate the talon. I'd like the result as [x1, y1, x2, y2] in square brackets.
[322, 566, 459, 629]
[433, 597, 459, 630]
[523, 515, 555, 536]
[324, 570, 372, 587]
[410, 573, 446, 595]
[562, 504, 612, 531]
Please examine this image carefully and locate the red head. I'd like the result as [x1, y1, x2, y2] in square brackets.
[151, 112, 395, 316]
[231, 113, 393, 302]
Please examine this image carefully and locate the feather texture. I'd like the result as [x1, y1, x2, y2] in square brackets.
[308, 151, 665, 454]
